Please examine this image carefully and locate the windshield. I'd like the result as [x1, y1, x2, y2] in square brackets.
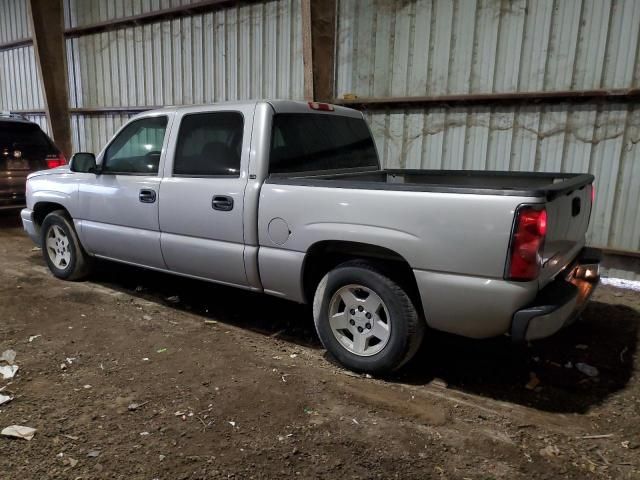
[269, 114, 379, 175]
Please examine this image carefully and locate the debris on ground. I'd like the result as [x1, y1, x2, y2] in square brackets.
[1, 425, 37, 441]
[28, 335, 41, 342]
[156, 348, 167, 353]
[578, 433, 614, 440]
[0, 365, 18, 380]
[68, 457, 78, 467]
[204, 320, 218, 325]
[0, 394, 13, 405]
[575, 362, 599, 377]
[142, 315, 152, 321]
[525, 372, 540, 390]
[86, 450, 100, 458]
[539, 445, 561, 457]
[128, 401, 149, 411]
[166, 296, 180, 304]
[0, 349, 16, 364]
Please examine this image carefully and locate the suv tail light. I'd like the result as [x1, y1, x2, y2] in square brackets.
[46, 153, 66, 169]
[506, 206, 547, 281]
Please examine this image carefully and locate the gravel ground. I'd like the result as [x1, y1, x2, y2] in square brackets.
[1, 213, 639, 479]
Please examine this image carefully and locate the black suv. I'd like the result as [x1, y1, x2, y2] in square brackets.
[1, 113, 65, 211]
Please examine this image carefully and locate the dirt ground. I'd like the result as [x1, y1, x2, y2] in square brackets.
[1, 213, 639, 480]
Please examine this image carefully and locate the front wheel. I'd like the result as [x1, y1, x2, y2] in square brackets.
[313, 261, 425, 374]
[41, 211, 92, 280]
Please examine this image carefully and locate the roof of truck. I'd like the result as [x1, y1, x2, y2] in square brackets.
[141, 100, 363, 118]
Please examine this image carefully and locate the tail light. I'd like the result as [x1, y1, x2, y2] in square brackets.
[506, 206, 547, 281]
[46, 153, 66, 169]
[591, 184, 595, 204]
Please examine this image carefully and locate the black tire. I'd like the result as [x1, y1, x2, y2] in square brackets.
[41, 210, 92, 280]
[313, 260, 425, 374]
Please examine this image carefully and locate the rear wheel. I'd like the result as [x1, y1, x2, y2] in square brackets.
[41, 211, 91, 280]
[313, 261, 425, 374]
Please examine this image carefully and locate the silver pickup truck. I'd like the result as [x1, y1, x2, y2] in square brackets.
[21, 100, 600, 374]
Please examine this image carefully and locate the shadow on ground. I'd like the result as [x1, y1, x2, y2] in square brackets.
[0, 210, 21, 228]
[14, 215, 637, 416]
[398, 300, 638, 414]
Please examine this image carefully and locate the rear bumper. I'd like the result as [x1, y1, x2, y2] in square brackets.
[511, 247, 601, 342]
[20, 208, 40, 246]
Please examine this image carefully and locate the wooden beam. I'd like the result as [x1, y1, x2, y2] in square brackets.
[301, 0, 313, 100]
[309, 0, 336, 102]
[333, 89, 640, 109]
[64, 0, 243, 38]
[0, 38, 32, 52]
[29, 0, 72, 158]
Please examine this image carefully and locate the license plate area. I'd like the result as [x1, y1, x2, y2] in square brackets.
[6, 159, 29, 170]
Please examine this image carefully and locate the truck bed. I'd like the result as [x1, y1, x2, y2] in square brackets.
[268, 169, 594, 200]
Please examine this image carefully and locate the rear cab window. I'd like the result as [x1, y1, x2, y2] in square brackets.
[268, 114, 379, 175]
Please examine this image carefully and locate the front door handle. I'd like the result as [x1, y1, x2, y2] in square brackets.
[212, 195, 234, 211]
[139, 189, 157, 203]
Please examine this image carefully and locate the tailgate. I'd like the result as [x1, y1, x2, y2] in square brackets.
[539, 183, 594, 285]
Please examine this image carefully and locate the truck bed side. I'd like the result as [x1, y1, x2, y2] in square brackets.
[257, 182, 541, 338]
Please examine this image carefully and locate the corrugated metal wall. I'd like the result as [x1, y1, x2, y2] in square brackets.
[0, 45, 44, 111]
[338, 0, 640, 259]
[63, 0, 204, 28]
[336, 0, 640, 97]
[0, 0, 30, 43]
[64, 0, 304, 153]
[0, 0, 43, 113]
[0, 0, 48, 132]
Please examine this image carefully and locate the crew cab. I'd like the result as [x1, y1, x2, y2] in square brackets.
[21, 100, 600, 373]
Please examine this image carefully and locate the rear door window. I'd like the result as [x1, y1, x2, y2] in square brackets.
[269, 114, 378, 175]
[173, 112, 244, 177]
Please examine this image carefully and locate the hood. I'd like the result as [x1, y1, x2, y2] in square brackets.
[27, 165, 71, 179]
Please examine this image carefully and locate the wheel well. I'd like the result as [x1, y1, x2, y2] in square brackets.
[33, 202, 69, 228]
[302, 241, 422, 313]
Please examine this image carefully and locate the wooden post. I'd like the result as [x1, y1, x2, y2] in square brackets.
[29, 0, 72, 159]
[302, 0, 337, 102]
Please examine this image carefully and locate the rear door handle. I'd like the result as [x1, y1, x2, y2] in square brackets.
[139, 189, 156, 203]
[212, 195, 234, 211]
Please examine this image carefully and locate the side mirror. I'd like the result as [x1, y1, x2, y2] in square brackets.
[69, 152, 97, 173]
